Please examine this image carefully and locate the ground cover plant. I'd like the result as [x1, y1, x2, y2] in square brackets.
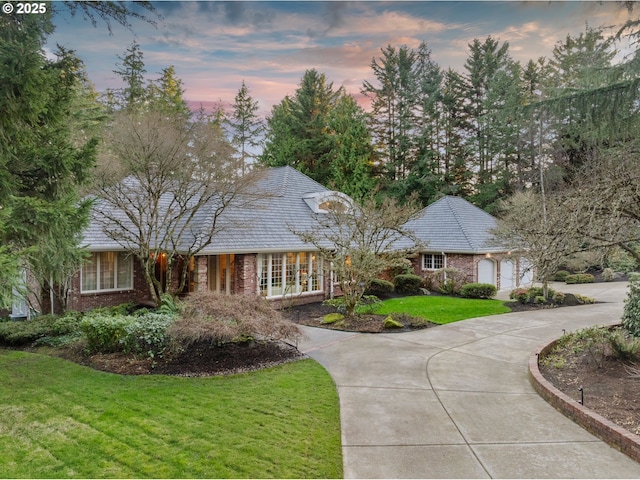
[0, 350, 342, 478]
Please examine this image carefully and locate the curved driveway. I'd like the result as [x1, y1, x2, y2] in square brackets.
[298, 282, 640, 478]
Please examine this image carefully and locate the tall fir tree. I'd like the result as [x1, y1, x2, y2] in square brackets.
[113, 41, 147, 109]
[0, 12, 97, 311]
[226, 80, 264, 175]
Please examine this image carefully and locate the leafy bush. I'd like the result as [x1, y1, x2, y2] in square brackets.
[81, 314, 131, 353]
[322, 313, 344, 324]
[383, 316, 403, 329]
[157, 294, 182, 316]
[509, 288, 529, 304]
[629, 272, 640, 283]
[623, 279, 640, 337]
[565, 273, 595, 284]
[365, 278, 394, 296]
[393, 274, 422, 294]
[554, 270, 571, 282]
[121, 313, 175, 357]
[431, 268, 468, 294]
[602, 267, 615, 282]
[169, 292, 301, 348]
[459, 283, 497, 299]
[84, 303, 136, 318]
[0, 313, 85, 347]
[606, 247, 639, 274]
[574, 294, 596, 304]
[551, 291, 566, 305]
[608, 330, 640, 360]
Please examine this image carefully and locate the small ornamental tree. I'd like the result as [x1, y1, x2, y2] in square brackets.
[294, 195, 423, 316]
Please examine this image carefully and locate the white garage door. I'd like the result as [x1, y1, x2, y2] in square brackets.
[478, 258, 496, 286]
[500, 259, 515, 290]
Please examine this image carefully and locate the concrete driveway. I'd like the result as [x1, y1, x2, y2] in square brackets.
[298, 281, 640, 478]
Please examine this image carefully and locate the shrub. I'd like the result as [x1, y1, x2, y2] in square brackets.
[574, 294, 596, 304]
[565, 273, 595, 284]
[322, 313, 344, 324]
[526, 286, 556, 302]
[459, 283, 497, 299]
[602, 267, 615, 282]
[509, 288, 529, 304]
[608, 330, 640, 360]
[383, 316, 404, 329]
[623, 280, 640, 337]
[534, 295, 546, 304]
[168, 292, 301, 348]
[551, 291, 566, 305]
[121, 313, 175, 357]
[85, 302, 136, 317]
[393, 274, 422, 294]
[554, 270, 571, 282]
[432, 268, 468, 295]
[365, 279, 394, 296]
[629, 272, 640, 283]
[0, 313, 86, 347]
[359, 295, 382, 314]
[81, 314, 131, 353]
[607, 247, 639, 274]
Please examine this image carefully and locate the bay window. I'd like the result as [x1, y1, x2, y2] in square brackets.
[258, 252, 323, 297]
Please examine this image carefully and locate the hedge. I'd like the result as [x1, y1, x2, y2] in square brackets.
[459, 283, 497, 299]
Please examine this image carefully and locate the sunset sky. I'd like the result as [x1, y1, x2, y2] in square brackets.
[47, 1, 636, 115]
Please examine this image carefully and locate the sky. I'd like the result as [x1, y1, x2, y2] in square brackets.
[46, 1, 637, 116]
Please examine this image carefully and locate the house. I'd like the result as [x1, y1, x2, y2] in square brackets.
[402, 195, 533, 290]
[63, 166, 350, 313]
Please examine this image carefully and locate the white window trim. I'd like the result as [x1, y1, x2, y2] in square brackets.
[81, 252, 134, 294]
[422, 253, 445, 271]
[258, 252, 323, 298]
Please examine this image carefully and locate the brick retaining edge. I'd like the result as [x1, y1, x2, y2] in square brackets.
[529, 338, 640, 463]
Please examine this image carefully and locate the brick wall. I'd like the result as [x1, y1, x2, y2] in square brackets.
[66, 259, 152, 312]
[234, 254, 257, 295]
[411, 252, 527, 290]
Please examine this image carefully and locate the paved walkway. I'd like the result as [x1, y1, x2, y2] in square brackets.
[298, 282, 640, 478]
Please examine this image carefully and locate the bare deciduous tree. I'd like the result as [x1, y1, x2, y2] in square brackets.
[293, 195, 423, 316]
[493, 190, 580, 299]
[93, 108, 260, 304]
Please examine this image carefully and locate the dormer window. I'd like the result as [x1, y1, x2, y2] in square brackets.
[303, 191, 353, 214]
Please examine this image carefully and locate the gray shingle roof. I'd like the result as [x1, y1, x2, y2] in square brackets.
[403, 196, 504, 254]
[82, 166, 335, 254]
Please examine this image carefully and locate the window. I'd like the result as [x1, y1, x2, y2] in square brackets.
[423, 253, 444, 270]
[258, 252, 323, 297]
[82, 252, 133, 292]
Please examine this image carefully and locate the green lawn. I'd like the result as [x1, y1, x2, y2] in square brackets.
[0, 351, 342, 478]
[372, 295, 512, 324]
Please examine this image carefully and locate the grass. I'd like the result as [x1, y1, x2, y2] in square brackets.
[0, 351, 342, 478]
[371, 295, 512, 324]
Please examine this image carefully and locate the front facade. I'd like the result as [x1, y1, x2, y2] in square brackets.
[63, 166, 342, 313]
[404, 196, 533, 291]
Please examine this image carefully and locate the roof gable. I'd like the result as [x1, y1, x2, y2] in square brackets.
[404, 196, 503, 253]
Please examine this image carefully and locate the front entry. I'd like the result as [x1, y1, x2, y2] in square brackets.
[208, 254, 235, 294]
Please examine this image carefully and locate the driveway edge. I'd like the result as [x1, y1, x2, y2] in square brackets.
[529, 340, 640, 463]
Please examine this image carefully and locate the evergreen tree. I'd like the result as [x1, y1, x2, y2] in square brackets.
[113, 41, 147, 109]
[226, 80, 264, 175]
[327, 92, 377, 200]
[259, 70, 337, 185]
[0, 12, 96, 310]
[362, 45, 418, 187]
[147, 65, 190, 117]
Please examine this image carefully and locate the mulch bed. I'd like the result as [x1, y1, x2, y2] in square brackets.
[539, 342, 640, 436]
